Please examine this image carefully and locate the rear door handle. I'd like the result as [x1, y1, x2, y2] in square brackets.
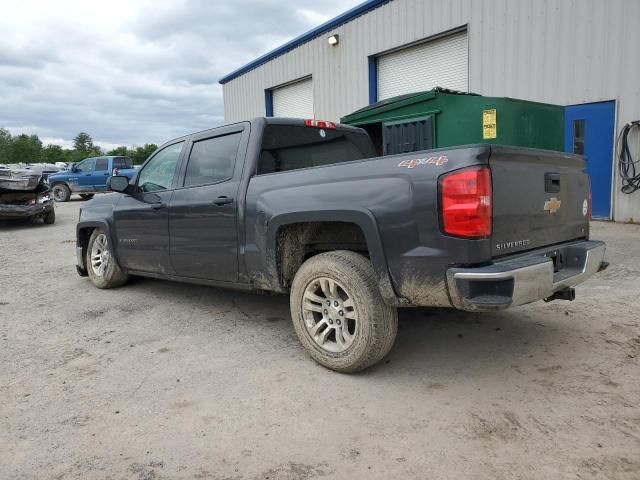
[213, 196, 234, 206]
[151, 203, 166, 210]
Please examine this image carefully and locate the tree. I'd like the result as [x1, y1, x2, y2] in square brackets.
[107, 146, 129, 156]
[131, 144, 158, 164]
[0, 128, 155, 166]
[11, 134, 42, 164]
[73, 132, 94, 155]
[42, 144, 66, 164]
[70, 132, 102, 161]
[0, 128, 12, 164]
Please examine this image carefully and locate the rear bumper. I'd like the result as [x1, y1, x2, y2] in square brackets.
[446, 240, 606, 311]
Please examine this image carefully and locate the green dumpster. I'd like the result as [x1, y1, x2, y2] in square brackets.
[340, 88, 564, 155]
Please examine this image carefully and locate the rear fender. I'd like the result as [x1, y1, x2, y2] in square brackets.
[264, 209, 404, 306]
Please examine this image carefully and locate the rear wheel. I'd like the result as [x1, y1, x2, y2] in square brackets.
[52, 184, 71, 202]
[289, 250, 398, 373]
[80, 194, 94, 200]
[86, 229, 128, 289]
[43, 209, 55, 225]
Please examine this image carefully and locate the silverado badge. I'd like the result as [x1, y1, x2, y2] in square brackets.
[544, 197, 562, 214]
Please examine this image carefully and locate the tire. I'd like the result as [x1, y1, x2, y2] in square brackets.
[80, 194, 94, 200]
[52, 183, 71, 202]
[86, 228, 128, 289]
[43, 209, 55, 225]
[289, 250, 398, 373]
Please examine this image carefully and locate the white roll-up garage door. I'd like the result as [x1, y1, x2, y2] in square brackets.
[272, 77, 314, 118]
[377, 31, 468, 101]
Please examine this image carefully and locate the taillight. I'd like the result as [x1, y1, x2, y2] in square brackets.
[439, 166, 492, 238]
[304, 119, 336, 129]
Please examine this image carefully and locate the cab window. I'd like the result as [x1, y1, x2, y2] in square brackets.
[137, 143, 184, 192]
[113, 157, 132, 169]
[75, 158, 96, 172]
[183, 133, 241, 187]
[95, 158, 109, 171]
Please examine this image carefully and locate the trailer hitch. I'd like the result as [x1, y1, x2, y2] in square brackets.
[544, 287, 576, 303]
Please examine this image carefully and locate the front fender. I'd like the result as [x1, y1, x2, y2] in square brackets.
[76, 199, 122, 273]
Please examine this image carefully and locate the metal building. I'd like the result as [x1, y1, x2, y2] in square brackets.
[220, 0, 640, 222]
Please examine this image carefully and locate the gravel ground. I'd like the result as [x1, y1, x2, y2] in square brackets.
[1, 200, 639, 480]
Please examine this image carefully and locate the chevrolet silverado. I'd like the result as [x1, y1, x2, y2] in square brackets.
[75, 118, 607, 372]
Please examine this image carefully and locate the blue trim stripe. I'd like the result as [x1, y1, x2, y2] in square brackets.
[218, 0, 391, 85]
[368, 56, 378, 104]
[264, 90, 274, 117]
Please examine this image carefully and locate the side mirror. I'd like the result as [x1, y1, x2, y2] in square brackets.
[107, 175, 131, 193]
[71, 164, 78, 172]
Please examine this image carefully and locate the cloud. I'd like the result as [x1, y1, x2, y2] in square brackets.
[0, 0, 362, 148]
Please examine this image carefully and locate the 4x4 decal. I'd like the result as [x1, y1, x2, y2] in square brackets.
[398, 156, 448, 169]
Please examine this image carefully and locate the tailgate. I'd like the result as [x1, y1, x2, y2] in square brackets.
[489, 146, 590, 257]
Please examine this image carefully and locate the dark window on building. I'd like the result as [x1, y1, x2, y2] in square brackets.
[184, 133, 241, 187]
[258, 125, 376, 174]
[573, 119, 585, 155]
[95, 158, 109, 171]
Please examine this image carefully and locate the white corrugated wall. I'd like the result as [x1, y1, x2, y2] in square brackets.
[222, 0, 640, 222]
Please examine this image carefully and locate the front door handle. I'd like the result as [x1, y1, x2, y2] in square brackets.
[213, 196, 234, 206]
[151, 203, 166, 210]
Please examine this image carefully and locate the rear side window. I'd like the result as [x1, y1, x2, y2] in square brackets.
[258, 125, 376, 174]
[184, 133, 241, 187]
[113, 157, 132, 169]
[95, 158, 109, 171]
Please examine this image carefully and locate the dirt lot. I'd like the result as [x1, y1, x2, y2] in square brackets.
[1, 200, 639, 480]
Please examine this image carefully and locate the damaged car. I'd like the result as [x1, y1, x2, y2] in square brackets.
[0, 168, 55, 224]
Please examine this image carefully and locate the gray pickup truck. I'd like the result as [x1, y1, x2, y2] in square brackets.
[75, 118, 606, 372]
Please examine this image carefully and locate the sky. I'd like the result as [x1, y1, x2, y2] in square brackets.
[0, 0, 363, 150]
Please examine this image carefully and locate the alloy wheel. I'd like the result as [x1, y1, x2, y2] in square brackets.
[302, 277, 358, 353]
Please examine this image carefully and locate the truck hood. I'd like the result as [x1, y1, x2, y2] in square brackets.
[84, 192, 121, 208]
[47, 171, 71, 181]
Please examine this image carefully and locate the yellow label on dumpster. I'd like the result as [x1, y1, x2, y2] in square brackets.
[483, 109, 497, 139]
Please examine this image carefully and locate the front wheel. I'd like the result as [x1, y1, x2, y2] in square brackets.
[86, 229, 128, 288]
[52, 184, 71, 202]
[290, 250, 398, 373]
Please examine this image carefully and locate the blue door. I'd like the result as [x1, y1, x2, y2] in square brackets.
[565, 101, 616, 219]
[92, 157, 111, 191]
[73, 157, 97, 192]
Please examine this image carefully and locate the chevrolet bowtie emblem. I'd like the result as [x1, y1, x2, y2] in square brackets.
[544, 197, 562, 214]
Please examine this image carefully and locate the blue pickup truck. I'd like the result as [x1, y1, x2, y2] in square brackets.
[48, 156, 137, 202]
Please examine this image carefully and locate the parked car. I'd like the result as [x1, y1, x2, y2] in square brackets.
[19, 163, 61, 180]
[0, 168, 55, 224]
[75, 118, 607, 372]
[48, 156, 136, 202]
